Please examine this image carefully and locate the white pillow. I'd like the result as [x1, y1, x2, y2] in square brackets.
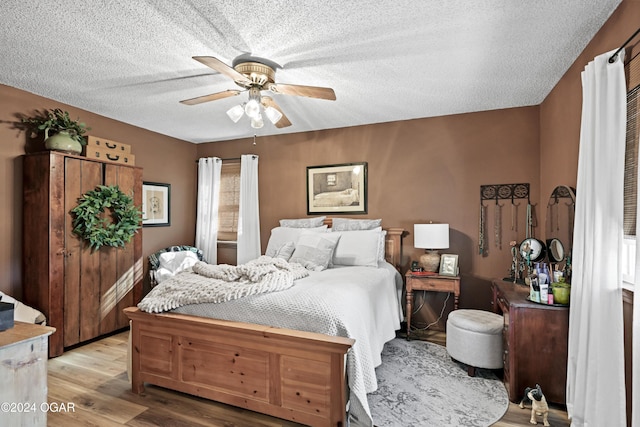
[267, 241, 295, 261]
[378, 229, 387, 261]
[155, 251, 199, 284]
[0, 291, 46, 324]
[332, 229, 383, 267]
[279, 216, 326, 228]
[289, 233, 341, 271]
[332, 218, 382, 231]
[264, 225, 327, 257]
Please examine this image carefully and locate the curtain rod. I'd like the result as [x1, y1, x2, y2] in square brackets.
[195, 155, 257, 163]
[609, 27, 640, 63]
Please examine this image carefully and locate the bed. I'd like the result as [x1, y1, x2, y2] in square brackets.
[313, 188, 359, 207]
[125, 220, 404, 427]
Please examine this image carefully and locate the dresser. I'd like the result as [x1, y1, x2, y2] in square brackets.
[0, 322, 55, 426]
[492, 279, 569, 404]
[22, 151, 144, 357]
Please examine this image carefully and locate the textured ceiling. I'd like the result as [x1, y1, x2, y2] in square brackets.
[0, 1, 622, 143]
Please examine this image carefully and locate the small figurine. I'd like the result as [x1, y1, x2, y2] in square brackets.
[519, 384, 550, 426]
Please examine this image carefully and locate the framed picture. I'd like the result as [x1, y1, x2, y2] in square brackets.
[439, 254, 459, 276]
[306, 162, 367, 214]
[142, 182, 170, 227]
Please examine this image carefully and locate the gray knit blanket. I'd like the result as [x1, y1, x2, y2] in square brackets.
[137, 256, 309, 313]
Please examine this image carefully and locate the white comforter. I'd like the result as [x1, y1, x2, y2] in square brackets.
[170, 261, 403, 427]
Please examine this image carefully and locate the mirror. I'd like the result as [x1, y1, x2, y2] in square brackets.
[548, 238, 564, 262]
[519, 238, 546, 263]
[545, 185, 576, 280]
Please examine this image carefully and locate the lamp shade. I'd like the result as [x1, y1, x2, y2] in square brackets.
[414, 223, 449, 249]
[226, 104, 244, 123]
[264, 106, 283, 124]
[250, 113, 264, 129]
[244, 98, 260, 119]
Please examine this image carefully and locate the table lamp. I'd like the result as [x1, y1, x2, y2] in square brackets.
[414, 223, 450, 272]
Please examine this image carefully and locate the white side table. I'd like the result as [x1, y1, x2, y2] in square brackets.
[0, 322, 55, 427]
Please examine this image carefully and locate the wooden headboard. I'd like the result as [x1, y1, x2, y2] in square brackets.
[322, 218, 404, 269]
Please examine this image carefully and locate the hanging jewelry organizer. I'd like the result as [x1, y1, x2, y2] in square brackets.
[479, 183, 530, 256]
[546, 185, 575, 249]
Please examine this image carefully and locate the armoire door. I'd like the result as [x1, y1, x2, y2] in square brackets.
[62, 157, 142, 347]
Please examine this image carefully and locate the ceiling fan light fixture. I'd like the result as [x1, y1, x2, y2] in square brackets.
[245, 87, 262, 119]
[264, 106, 283, 124]
[226, 104, 244, 123]
[244, 98, 260, 119]
[181, 56, 336, 130]
[250, 113, 264, 129]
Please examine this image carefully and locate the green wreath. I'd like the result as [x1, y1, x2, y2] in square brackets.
[71, 185, 142, 251]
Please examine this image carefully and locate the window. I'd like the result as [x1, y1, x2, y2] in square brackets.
[218, 162, 240, 242]
[622, 55, 640, 288]
[623, 87, 639, 236]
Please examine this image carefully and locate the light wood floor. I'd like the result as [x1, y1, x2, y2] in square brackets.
[46, 329, 570, 426]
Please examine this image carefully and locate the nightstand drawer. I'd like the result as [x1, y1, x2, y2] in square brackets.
[427, 277, 456, 287]
[406, 276, 458, 292]
[419, 279, 447, 290]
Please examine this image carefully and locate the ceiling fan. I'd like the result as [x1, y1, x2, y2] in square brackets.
[179, 56, 336, 129]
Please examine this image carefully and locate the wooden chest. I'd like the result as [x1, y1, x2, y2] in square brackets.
[0, 322, 55, 426]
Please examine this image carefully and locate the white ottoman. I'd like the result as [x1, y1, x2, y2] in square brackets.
[446, 309, 504, 376]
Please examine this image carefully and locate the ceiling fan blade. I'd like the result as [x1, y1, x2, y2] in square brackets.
[268, 83, 336, 101]
[179, 89, 241, 105]
[261, 96, 292, 128]
[192, 56, 251, 85]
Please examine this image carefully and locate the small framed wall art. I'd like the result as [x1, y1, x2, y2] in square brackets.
[306, 162, 367, 214]
[439, 254, 459, 276]
[142, 182, 170, 227]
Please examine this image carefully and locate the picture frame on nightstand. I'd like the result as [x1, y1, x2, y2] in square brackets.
[439, 254, 459, 276]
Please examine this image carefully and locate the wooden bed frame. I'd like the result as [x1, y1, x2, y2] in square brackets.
[125, 223, 404, 427]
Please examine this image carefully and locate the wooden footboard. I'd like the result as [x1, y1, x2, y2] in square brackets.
[124, 307, 354, 427]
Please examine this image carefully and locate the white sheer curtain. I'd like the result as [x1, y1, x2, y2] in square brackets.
[236, 154, 261, 264]
[195, 157, 222, 264]
[567, 49, 627, 426]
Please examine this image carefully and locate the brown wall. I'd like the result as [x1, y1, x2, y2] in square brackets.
[540, 0, 640, 212]
[0, 84, 198, 299]
[197, 107, 541, 318]
[1, 87, 542, 323]
[540, 1, 639, 423]
[0, 0, 635, 341]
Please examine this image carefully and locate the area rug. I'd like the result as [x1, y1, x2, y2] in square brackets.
[368, 338, 509, 427]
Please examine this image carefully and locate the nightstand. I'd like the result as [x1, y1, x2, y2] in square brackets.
[405, 271, 460, 339]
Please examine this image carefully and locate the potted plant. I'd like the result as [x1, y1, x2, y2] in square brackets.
[21, 108, 90, 154]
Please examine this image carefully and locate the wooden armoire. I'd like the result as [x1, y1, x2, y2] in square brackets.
[22, 151, 144, 357]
